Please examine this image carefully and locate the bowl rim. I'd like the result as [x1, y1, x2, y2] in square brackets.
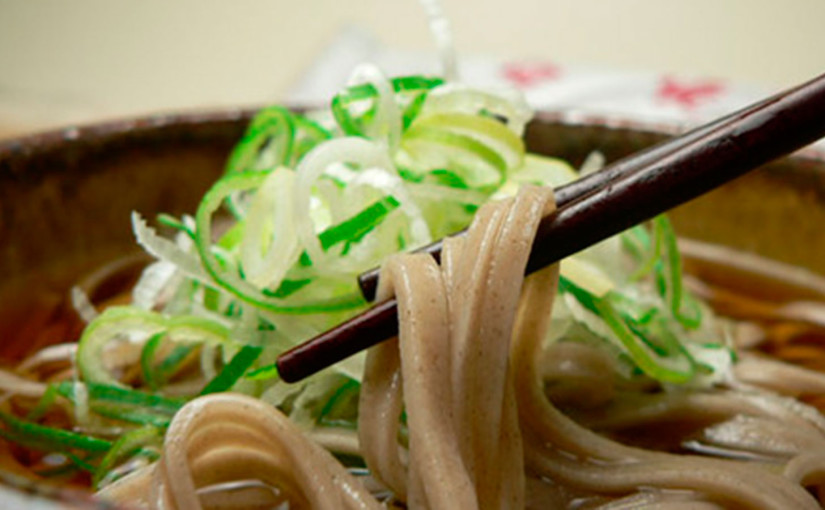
[0, 108, 254, 158]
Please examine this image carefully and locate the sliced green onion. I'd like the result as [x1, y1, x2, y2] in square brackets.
[225, 106, 296, 174]
[224, 108, 330, 218]
[317, 378, 360, 428]
[156, 213, 195, 239]
[332, 94, 376, 138]
[65, 452, 98, 473]
[420, 86, 531, 135]
[245, 364, 280, 381]
[200, 345, 264, 395]
[626, 223, 661, 282]
[594, 300, 693, 384]
[91, 406, 172, 428]
[217, 221, 246, 251]
[318, 195, 401, 251]
[55, 380, 182, 428]
[654, 216, 702, 329]
[340, 76, 445, 101]
[93, 426, 161, 488]
[412, 112, 524, 167]
[265, 278, 313, 299]
[332, 75, 444, 137]
[403, 125, 507, 184]
[26, 384, 59, 422]
[428, 169, 470, 189]
[620, 223, 651, 264]
[402, 92, 429, 130]
[140, 332, 165, 391]
[141, 332, 194, 392]
[239, 166, 301, 289]
[56, 382, 185, 416]
[559, 275, 600, 315]
[77, 306, 232, 387]
[292, 116, 333, 162]
[559, 276, 694, 384]
[194, 172, 368, 314]
[502, 153, 578, 193]
[155, 344, 196, 381]
[0, 412, 111, 454]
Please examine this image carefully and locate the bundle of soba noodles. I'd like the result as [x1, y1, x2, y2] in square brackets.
[4, 62, 825, 509]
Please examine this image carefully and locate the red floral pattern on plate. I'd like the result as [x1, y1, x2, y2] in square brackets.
[501, 62, 561, 88]
[656, 76, 725, 109]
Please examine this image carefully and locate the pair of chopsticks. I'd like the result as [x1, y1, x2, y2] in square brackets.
[276, 71, 825, 383]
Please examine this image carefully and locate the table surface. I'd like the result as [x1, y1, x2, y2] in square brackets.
[2, 0, 825, 138]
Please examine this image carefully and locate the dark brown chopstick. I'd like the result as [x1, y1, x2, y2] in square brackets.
[357, 77, 809, 301]
[276, 71, 825, 383]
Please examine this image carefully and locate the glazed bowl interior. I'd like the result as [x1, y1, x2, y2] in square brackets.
[1, 110, 825, 505]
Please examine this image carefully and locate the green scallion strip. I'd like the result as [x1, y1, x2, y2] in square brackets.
[558, 275, 600, 315]
[429, 169, 470, 189]
[77, 307, 232, 387]
[56, 382, 184, 415]
[593, 298, 693, 384]
[226, 106, 296, 174]
[678, 297, 703, 329]
[194, 172, 367, 313]
[292, 116, 333, 162]
[217, 220, 246, 250]
[625, 223, 661, 281]
[264, 278, 313, 299]
[157, 213, 195, 239]
[92, 426, 161, 488]
[318, 195, 401, 251]
[0, 413, 111, 453]
[413, 112, 525, 159]
[331, 95, 374, 138]
[203, 284, 222, 312]
[606, 292, 658, 326]
[559, 276, 693, 384]
[332, 75, 444, 136]
[153, 344, 195, 384]
[340, 76, 444, 101]
[404, 125, 507, 174]
[402, 91, 429, 130]
[200, 345, 264, 395]
[317, 378, 360, 428]
[26, 384, 59, 422]
[392, 75, 445, 91]
[398, 167, 425, 183]
[655, 216, 702, 329]
[624, 315, 672, 358]
[140, 331, 166, 391]
[65, 452, 98, 473]
[245, 364, 280, 381]
[298, 251, 313, 267]
[91, 406, 172, 428]
[620, 224, 649, 261]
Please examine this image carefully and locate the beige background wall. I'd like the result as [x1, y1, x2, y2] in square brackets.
[1, 0, 824, 136]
